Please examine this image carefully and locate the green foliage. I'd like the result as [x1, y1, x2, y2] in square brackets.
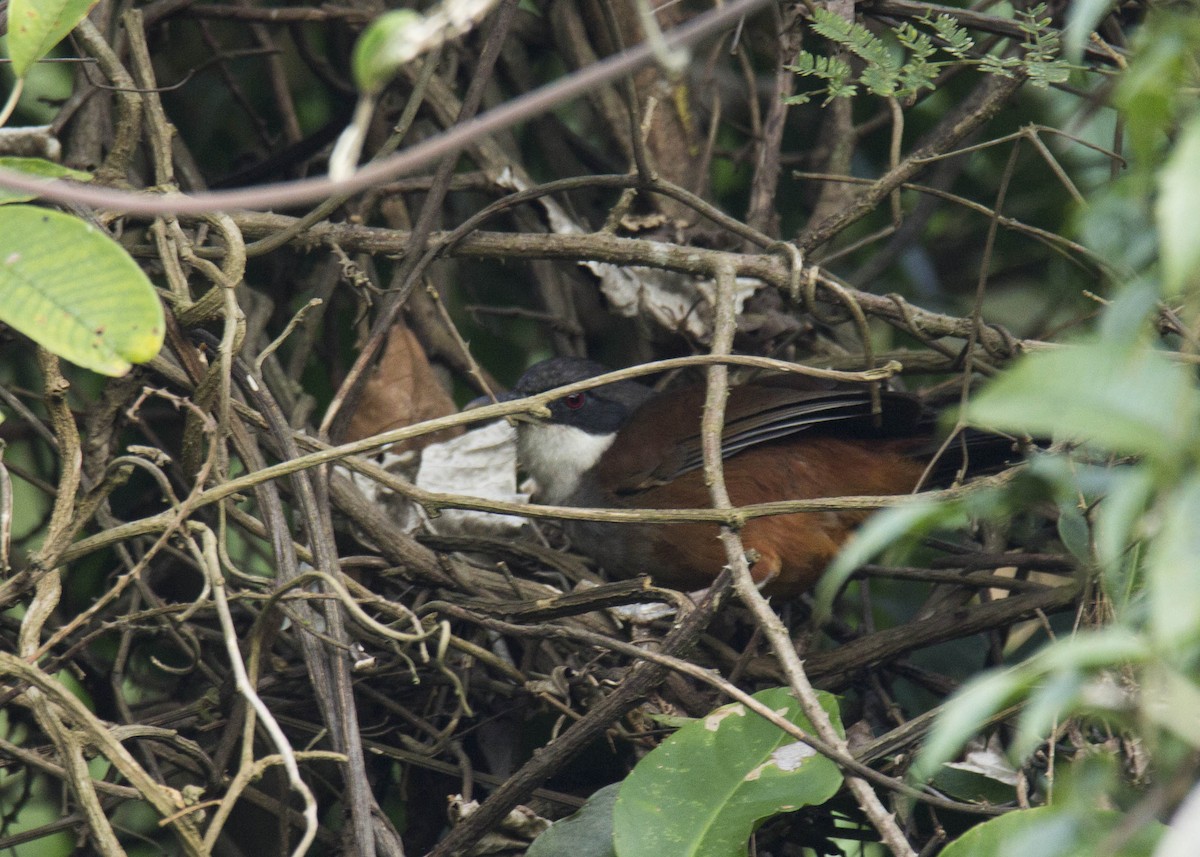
[797, 8, 1200, 850]
[0, 156, 91, 204]
[0, 205, 164, 375]
[902, 301, 1200, 851]
[527, 784, 619, 857]
[1155, 114, 1200, 295]
[528, 690, 844, 857]
[938, 805, 1164, 857]
[351, 9, 424, 96]
[6, 0, 99, 77]
[787, 4, 1070, 104]
[1111, 10, 1200, 164]
[610, 688, 843, 857]
[967, 338, 1199, 464]
[814, 499, 970, 621]
[1064, 0, 1117, 61]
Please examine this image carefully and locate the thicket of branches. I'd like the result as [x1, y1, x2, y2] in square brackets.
[1, 0, 1194, 855]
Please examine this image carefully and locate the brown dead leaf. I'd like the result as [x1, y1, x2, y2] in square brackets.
[343, 322, 464, 451]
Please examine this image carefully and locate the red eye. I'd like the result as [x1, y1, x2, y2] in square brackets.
[564, 392, 586, 410]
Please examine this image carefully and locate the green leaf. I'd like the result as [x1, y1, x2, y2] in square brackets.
[1093, 466, 1154, 608]
[814, 500, 966, 622]
[1055, 498, 1091, 564]
[1142, 666, 1200, 749]
[939, 806, 1163, 857]
[0, 206, 163, 376]
[351, 9, 425, 95]
[1156, 113, 1200, 296]
[931, 15, 974, 57]
[931, 759, 1018, 806]
[0, 157, 92, 205]
[965, 340, 1199, 464]
[1035, 627, 1148, 673]
[1012, 670, 1084, 760]
[811, 8, 895, 70]
[915, 630, 1149, 781]
[1096, 279, 1159, 344]
[1156, 780, 1200, 857]
[612, 688, 842, 857]
[1144, 477, 1200, 649]
[1112, 12, 1200, 163]
[528, 783, 619, 857]
[860, 63, 899, 97]
[913, 669, 1030, 782]
[7, 0, 100, 78]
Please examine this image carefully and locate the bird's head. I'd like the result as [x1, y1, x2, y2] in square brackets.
[503, 358, 652, 504]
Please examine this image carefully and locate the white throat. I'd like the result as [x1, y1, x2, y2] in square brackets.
[516, 422, 615, 505]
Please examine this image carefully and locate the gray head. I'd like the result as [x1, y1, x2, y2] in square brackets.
[506, 358, 653, 504]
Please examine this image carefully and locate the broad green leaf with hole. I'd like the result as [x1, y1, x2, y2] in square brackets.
[939, 806, 1163, 857]
[352, 9, 424, 94]
[528, 783, 618, 857]
[1156, 114, 1200, 296]
[0, 206, 163, 375]
[0, 157, 91, 205]
[612, 688, 842, 857]
[7, 0, 100, 77]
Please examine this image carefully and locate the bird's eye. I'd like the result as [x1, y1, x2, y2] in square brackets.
[563, 392, 586, 410]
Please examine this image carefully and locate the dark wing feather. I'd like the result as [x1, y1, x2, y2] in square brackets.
[601, 378, 928, 495]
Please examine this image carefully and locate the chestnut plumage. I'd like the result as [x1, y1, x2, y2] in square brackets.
[504, 358, 1009, 596]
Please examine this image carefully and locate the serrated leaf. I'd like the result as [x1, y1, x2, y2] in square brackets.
[861, 63, 899, 96]
[613, 688, 842, 857]
[939, 806, 1163, 857]
[931, 15, 974, 56]
[0, 157, 91, 205]
[528, 783, 619, 857]
[1156, 114, 1200, 296]
[784, 52, 817, 74]
[0, 206, 163, 376]
[965, 341, 1199, 464]
[7, 0, 100, 78]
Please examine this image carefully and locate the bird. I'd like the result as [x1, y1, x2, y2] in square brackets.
[499, 357, 1014, 596]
